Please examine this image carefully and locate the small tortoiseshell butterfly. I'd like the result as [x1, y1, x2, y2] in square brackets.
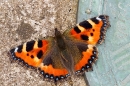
[9, 15, 110, 83]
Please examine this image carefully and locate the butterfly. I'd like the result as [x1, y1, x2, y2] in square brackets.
[9, 15, 110, 83]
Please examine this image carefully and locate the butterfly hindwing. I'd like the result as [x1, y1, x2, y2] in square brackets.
[64, 40, 98, 75]
[74, 43, 98, 74]
[39, 41, 69, 82]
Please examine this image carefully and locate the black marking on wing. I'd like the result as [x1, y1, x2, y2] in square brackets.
[37, 50, 43, 59]
[74, 26, 81, 33]
[81, 35, 89, 40]
[79, 21, 92, 29]
[17, 45, 23, 53]
[91, 17, 99, 24]
[26, 40, 35, 52]
[76, 42, 88, 52]
[38, 40, 43, 48]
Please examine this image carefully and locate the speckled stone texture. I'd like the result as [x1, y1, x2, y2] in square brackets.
[0, 0, 87, 86]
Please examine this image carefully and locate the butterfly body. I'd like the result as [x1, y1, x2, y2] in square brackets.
[9, 15, 110, 83]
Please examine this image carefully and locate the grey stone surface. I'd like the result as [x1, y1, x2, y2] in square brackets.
[0, 0, 86, 86]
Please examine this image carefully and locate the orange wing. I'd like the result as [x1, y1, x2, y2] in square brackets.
[74, 43, 98, 74]
[67, 15, 110, 74]
[10, 40, 48, 67]
[9, 39, 69, 82]
[70, 15, 110, 45]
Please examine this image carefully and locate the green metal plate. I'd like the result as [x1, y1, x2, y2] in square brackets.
[78, 0, 130, 86]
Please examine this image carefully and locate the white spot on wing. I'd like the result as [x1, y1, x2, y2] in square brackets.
[14, 47, 18, 52]
[96, 17, 101, 21]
